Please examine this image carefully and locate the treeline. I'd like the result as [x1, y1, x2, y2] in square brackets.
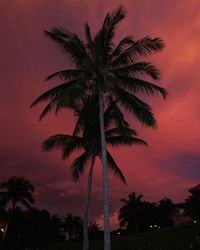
[0, 176, 102, 249]
[0, 208, 102, 249]
[117, 191, 200, 235]
[0, 177, 200, 249]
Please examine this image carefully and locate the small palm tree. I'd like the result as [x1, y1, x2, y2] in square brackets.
[88, 222, 102, 241]
[42, 95, 147, 250]
[0, 176, 34, 250]
[31, 6, 168, 250]
[119, 192, 144, 234]
[0, 177, 34, 211]
[62, 213, 83, 240]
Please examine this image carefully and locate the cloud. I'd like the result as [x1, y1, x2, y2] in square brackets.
[1, 0, 200, 228]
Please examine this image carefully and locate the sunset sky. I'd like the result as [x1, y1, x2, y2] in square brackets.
[1, 0, 200, 228]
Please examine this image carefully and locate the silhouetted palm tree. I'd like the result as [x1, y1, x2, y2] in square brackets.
[31, 6, 167, 250]
[42, 94, 147, 250]
[0, 177, 34, 250]
[88, 222, 102, 241]
[62, 213, 83, 240]
[0, 177, 34, 211]
[119, 192, 144, 234]
[156, 197, 177, 227]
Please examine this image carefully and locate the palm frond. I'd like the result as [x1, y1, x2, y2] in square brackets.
[85, 23, 93, 50]
[105, 126, 137, 137]
[106, 135, 147, 147]
[39, 98, 58, 121]
[116, 75, 168, 99]
[109, 36, 134, 61]
[104, 98, 129, 128]
[104, 6, 126, 27]
[62, 137, 85, 159]
[112, 36, 165, 67]
[42, 134, 83, 151]
[106, 150, 126, 184]
[93, 6, 126, 63]
[30, 79, 84, 108]
[39, 94, 81, 121]
[44, 28, 93, 68]
[72, 114, 84, 136]
[111, 62, 160, 80]
[42, 134, 71, 151]
[116, 87, 157, 127]
[45, 69, 85, 81]
[70, 152, 91, 181]
[18, 198, 33, 209]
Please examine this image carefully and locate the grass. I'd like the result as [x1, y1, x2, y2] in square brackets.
[47, 223, 200, 250]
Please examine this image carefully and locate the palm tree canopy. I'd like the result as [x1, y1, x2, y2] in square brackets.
[0, 177, 34, 209]
[31, 6, 168, 128]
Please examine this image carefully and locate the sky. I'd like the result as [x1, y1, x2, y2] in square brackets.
[1, 0, 200, 229]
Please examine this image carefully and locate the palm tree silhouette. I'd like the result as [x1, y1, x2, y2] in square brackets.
[42, 94, 147, 250]
[119, 192, 144, 234]
[0, 176, 34, 250]
[31, 6, 167, 250]
[62, 213, 83, 240]
[0, 177, 34, 211]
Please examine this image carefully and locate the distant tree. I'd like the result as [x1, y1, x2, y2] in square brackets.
[119, 194, 177, 234]
[184, 194, 200, 221]
[62, 213, 83, 240]
[156, 197, 177, 227]
[26, 209, 63, 247]
[0, 176, 34, 250]
[119, 192, 147, 234]
[0, 176, 34, 211]
[88, 222, 103, 241]
[1, 208, 64, 249]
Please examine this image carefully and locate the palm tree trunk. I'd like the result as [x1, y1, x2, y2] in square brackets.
[99, 90, 111, 250]
[83, 156, 95, 250]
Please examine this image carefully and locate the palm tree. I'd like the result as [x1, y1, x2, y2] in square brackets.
[62, 213, 83, 240]
[156, 197, 177, 227]
[0, 176, 34, 250]
[31, 6, 168, 250]
[88, 221, 102, 241]
[0, 177, 34, 211]
[42, 94, 147, 250]
[118, 192, 145, 234]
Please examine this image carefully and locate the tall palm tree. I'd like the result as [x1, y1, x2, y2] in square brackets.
[42, 94, 147, 250]
[31, 6, 168, 249]
[0, 176, 34, 250]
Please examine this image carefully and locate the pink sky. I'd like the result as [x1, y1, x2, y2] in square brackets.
[1, 0, 200, 229]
